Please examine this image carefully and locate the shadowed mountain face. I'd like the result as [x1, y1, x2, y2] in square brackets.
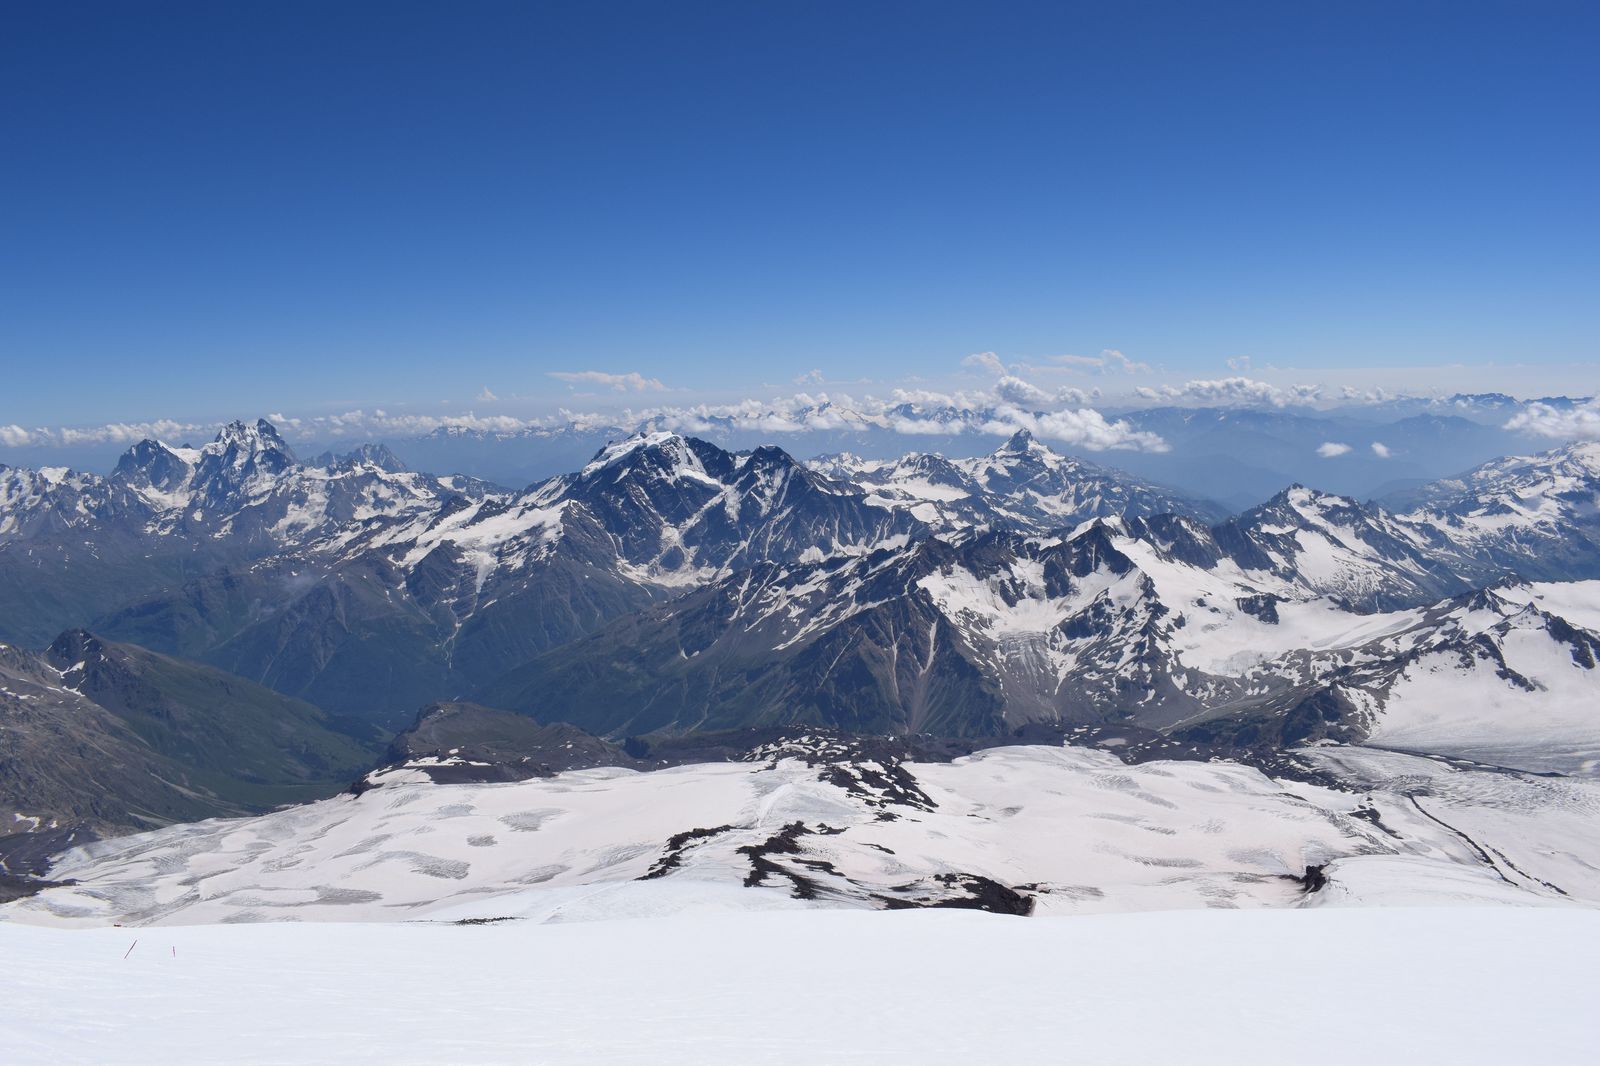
[0, 633, 379, 835]
[484, 511, 1600, 768]
[79, 431, 929, 723]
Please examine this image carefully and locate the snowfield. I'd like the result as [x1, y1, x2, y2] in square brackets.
[1, 906, 1595, 1065]
[8, 742, 1597, 928]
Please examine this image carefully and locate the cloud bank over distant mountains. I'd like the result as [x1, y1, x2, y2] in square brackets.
[2, 355, 1595, 459]
[1507, 397, 1600, 442]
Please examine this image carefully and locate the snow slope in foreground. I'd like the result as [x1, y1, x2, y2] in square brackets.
[0, 907, 1594, 1066]
[8, 742, 1598, 927]
[11, 742, 1599, 927]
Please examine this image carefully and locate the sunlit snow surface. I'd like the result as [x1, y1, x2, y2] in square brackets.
[1, 907, 1595, 1065]
[5, 741, 1599, 1063]
[7, 743, 1597, 928]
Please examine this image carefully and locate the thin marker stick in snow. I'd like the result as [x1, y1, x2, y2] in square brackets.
[123, 940, 138, 959]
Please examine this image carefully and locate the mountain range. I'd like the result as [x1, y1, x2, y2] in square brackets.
[2, 417, 1598, 844]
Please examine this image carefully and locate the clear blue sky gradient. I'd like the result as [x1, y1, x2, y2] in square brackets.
[2, 1, 1596, 424]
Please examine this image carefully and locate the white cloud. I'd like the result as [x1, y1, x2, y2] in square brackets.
[476, 386, 499, 403]
[0, 388, 1165, 459]
[1340, 386, 1399, 405]
[994, 376, 1052, 407]
[980, 405, 1168, 453]
[1370, 442, 1391, 458]
[1317, 442, 1352, 458]
[1226, 355, 1254, 372]
[1134, 377, 1322, 409]
[548, 370, 668, 393]
[1054, 386, 1102, 405]
[889, 387, 956, 406]
[793, 369, 825, 386]
[961, 351, 1007, 378]
[1505, 397, 1600, 441]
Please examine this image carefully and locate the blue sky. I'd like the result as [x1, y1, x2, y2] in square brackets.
[2, 1, 1596, 429]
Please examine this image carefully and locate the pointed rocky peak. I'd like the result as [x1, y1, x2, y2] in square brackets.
[995, 429, 1060, 460]
[1058, 518, 1137, 578]
[111, 439, 195, 493]
[739, 443, 802, 472]
[980, 430, 1073, 481]
[211, 418, 295, 460]
[44, 629, 115, 680]
[188, 418, 298, 506]
[998, 428, 1035, 452]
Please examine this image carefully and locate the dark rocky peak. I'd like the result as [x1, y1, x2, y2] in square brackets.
[44, 631, 129, 693]
[1053, 520, 1138, 580]
[996, 429, 1043, 455]
[111, 439, 194, 493]
[46, 628, 105, 669]
[990, 429, 1070, 469]
[736, 443, 804, 478]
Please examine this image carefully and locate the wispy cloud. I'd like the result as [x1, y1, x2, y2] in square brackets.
[476, 386, 499, 403]
[548, 370, 668, 393]
[1370, 441, 1391, 458]
[1317, 441, 1352, 458]
[1046, 349, 1151, 375]
[961, 351, 1007, 377]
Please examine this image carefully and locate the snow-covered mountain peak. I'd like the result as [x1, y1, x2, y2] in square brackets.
[1557, 440, 1600, 473]
[210, 418, 296, 463]
[580, 431, 694, 476]
[976, 429, 1069, 475]
[187, 419, 298, 505]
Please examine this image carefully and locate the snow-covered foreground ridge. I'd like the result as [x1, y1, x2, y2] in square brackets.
[8, 740, 1599, 927]
[1, 907, 1595, 1065]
